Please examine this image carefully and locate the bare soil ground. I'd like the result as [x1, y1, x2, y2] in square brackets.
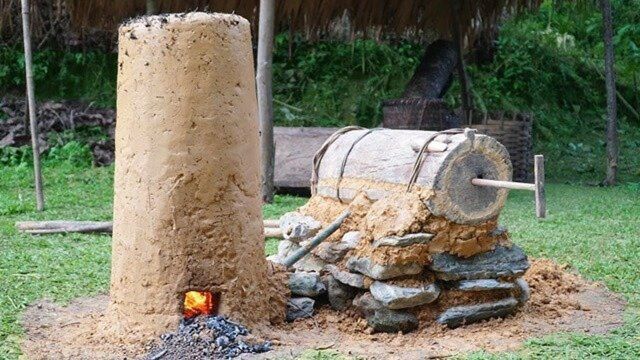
[21, 259, 626, 360]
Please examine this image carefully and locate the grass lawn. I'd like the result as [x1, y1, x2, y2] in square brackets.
[0, 164, 638, 359]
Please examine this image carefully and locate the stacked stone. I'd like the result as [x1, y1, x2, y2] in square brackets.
[271, 211, 531, 333]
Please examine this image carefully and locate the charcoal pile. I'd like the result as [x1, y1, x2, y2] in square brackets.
[145, 316, 272, 360]
[0, 96, 115, 165]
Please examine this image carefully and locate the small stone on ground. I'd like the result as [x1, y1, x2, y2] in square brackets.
[286, 297, 315, 322]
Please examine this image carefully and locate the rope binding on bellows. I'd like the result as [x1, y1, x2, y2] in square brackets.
[311, 126, 380, 201]
[405, 128, 465, 193]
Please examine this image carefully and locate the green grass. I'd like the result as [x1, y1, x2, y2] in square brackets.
[0, 165, 638, 359]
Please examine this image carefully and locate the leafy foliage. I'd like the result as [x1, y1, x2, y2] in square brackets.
[0, 47, 117, 108]
[272, 34, 423, 127]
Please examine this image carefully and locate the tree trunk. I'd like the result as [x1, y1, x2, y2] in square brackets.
[257, 0, 276, 202]
[451, 0, 473, 125]
[601, 0, 618, 185]
[402, 40, 456, 99]
[314, 129, 512, 224]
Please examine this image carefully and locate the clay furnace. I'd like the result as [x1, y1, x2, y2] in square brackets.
[108, 13, 284, 341]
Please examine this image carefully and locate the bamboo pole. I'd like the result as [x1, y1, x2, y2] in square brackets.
[256, 0, 276, 203]
[20, 0, 45, 211]
[283, 210, 350, 268]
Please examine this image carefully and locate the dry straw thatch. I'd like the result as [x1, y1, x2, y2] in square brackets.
[68, 0, 539, 40]
[1, 1, 540, 47]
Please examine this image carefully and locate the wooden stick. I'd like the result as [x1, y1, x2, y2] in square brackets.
[16, 220, 282, 235]
[471, 178, 535, 191]
[257, 0, 276, 203]
[264, 227, 283, 239]
[283, 210, 350, 268]
[534, 155, 546, 219]
[263, 219, 280, 228]
[20, 0, 45, 211]
[16, 220, 109, 231]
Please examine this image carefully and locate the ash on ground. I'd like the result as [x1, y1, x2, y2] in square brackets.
[145, 316, 271, 360]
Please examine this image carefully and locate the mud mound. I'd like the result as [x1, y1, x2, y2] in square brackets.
[20, 259, 625, 360]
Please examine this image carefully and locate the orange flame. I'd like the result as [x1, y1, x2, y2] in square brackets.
[183, 291, 215, 319]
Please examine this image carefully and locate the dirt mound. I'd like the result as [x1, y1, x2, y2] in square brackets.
[20, 258, 625, 360]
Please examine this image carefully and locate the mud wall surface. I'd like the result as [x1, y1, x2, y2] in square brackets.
[108, 12, 283, 341]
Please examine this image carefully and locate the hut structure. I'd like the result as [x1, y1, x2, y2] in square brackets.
[0, 0, 541, 194]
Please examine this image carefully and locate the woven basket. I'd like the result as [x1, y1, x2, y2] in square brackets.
[469, 113, 533, 182]
[382, 98, 460, 131]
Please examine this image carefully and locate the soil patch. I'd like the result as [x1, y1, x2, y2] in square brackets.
[21, 259, 625, 359]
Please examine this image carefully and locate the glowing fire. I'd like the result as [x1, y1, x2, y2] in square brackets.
[183, 291, 215, 319]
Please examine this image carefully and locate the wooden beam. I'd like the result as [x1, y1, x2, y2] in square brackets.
[20, 0, 45, 211]
[257, 0, 276, 202]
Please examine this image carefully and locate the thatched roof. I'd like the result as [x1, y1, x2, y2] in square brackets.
[68, 0, 540, 40]
[0, 1, 540, 48]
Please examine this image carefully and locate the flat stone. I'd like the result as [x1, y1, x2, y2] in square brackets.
[325, 265, 368, 289]
[436, 297, 519, 328]
[293, 253, 327, 273]
[279, 212, 322, 242]
[341, 231, 362, 249]
[430, 245, 529, 281]
[286, 297, 315, 322]
[288, 272, 326, 297]
[346, 257, 422, 280]
[315, 242, 351, 263]
[366, 309, 419, 333]
[370, 281, 440, 309]
[454, 279, 515, 292]
[514, 277, 530, 304]
[352, 292, 383, 317]
[372, 233, 434, 248]
[327, 275, 358, 311]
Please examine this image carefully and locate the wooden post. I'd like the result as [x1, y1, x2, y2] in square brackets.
[257, 0, 276, 203]
[600, 0, 618, 185]
[534, 155, 546, 219]
[146, 0, 157, 15]
[20, 0, 45, 211]
[451, 0, 473, 125]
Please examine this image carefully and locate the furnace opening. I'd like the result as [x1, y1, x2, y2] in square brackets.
[183, 291, 219, 319]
